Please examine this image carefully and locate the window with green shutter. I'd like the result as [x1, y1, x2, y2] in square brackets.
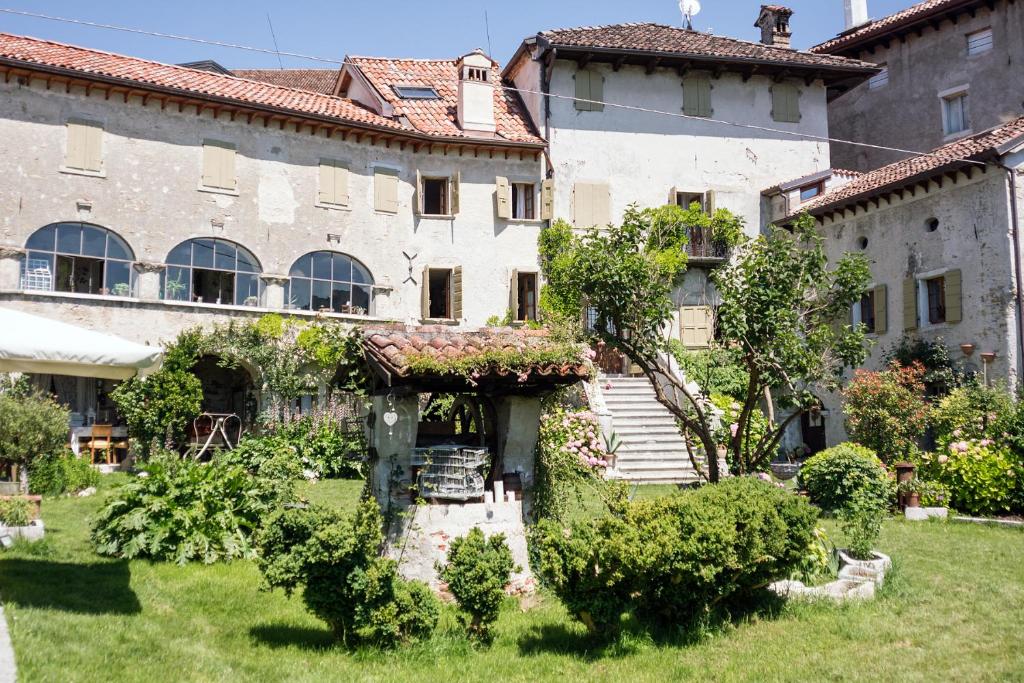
[574, 69, 604, 112]
[772, 83, 801, 123]
[683, 75, 712, 118]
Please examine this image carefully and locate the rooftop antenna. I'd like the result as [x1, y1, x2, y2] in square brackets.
[679, 0, 702, 29]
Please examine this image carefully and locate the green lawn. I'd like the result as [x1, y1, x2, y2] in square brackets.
[2, 477, 1023, 682]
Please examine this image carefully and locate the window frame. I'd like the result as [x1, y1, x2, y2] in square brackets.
[22, 222, 134, 297]
[511, 182, 536, 220]
[62, 119, 105, 177]
[966, 27, 993, 56]
[852, 290, 877, 334]
[285, 250, 374, 316]
[392, 85, 440, 100]
[940, 87, 971, 138]
[799, 182, 825, 203]
[867, 65, 889, 90]
[421, 176, 451, 216]
[515, 271, 539, 322]
[675, 191, 706, 212]
[427, 268, 453, 320]
[163, 238, 263, 307]
[199, 139, 239, 195]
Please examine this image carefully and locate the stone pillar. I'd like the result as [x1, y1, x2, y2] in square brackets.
[369, 393, 419, 507]
[0, 246, 25, 290]
[133, 261, 165, 300]
[261, 274, 289, 310]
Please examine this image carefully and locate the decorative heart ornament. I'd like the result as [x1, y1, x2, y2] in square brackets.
[383, 410, 399, 427]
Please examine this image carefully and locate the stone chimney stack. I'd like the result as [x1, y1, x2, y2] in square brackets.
[755, 5, 794, 49]
[844, 0, 870, 30]
[456, 49, 496, 134]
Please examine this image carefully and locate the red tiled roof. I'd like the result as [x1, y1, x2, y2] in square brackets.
[812, 0, 978, 54]
[232, 68, 339, 95]
[797, 116, 1024, 216]
[538, 23, 876, 71]
[347, 56, 543, 144]
[362, 326, 589, 385]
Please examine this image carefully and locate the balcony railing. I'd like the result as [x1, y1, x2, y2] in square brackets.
[684, 228, 730, 261]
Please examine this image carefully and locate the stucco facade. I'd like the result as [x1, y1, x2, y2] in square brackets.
[819, 0, 1024, 171]
[0, 71, 545, 346]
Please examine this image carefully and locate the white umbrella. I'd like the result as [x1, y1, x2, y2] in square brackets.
[0, 307, 163, 380]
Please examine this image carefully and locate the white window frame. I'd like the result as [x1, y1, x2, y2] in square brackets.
[915, 268, 948, 329]
[868, 65, 889, 90]
[939, 86, 971, 139]
[851, 285, 877, 335]
[966, 27, 993, 56]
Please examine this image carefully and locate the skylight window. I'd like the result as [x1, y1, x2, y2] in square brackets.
[392, 85, 440, 100]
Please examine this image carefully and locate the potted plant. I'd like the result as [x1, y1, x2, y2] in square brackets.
[898, 479, 924, 508]
[111, 282, 131, 297]
[0, 497, 44, 542]
[165, 277, 186, 300]
[919, 480, 950, 519]
[836, 491, 891, 580]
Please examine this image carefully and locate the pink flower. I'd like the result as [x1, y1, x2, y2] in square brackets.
[938, 454, 949, 464]
[730, 423, 739, 438]
[585, 348, 597, 360]
[588, 457, 599, 466]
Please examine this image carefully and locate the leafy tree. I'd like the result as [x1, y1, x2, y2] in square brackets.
[0, 390, 69, 492]
[540, 208, 869, 481]
[842, 361, 929, 462]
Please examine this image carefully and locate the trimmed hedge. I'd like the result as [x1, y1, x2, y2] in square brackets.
[798, 443, 895, 512]
[531, 477, 818, 635]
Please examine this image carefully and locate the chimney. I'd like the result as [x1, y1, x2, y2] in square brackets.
[456, 49, 496, 134]
[844, 0, 869, 30]
[755, 5, 794, 49]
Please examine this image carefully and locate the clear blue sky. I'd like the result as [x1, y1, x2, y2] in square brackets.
[0, 1, 912, 69]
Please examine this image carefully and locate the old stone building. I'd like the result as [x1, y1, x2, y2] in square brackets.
[814, 0, 1024, 171]
[770, 116, 1024, 448]
[0, 33, 545, 421]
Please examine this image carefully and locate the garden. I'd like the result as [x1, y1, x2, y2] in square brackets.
[0, 205, 1023, 681]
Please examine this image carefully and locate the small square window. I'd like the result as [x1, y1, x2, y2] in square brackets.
[422, 177, 449, 216]
[517, 272, 538, 322]
[675, 191, 705, 212]
[428, 269, 452, 319]
[799, 182, 825, 203]
[868, 65, 889, 90]
[967, 28, 993, 55]
[926, 276, 946, 324]
[393, 85, 439, 99]
[943, 93, 969, 135]
[511, 183, 535, 219]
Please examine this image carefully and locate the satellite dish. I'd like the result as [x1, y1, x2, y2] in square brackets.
[679, 0, 702, 28]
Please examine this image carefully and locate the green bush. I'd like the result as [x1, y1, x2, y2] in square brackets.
[935, 441, 1019, 516]
[0, 497, 32, 526]
[245, 414, 366, 480]
[29, 451, 100, 497]
[930, 382, 1014, 447]
[91, 455, 281, 564]
[531, 478, 817, 636]
[256, 498, 439, 647]
[439, 528, 516, 644]
[671, 347, 749, 400]
[838, 490, 886, 559]
[0, 391, 70, 490]
[798, 443, 895, 512]
[841, 363, 928, 463]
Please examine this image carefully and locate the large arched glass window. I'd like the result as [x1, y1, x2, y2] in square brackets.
[286, 251, 373, 315]
[163, 238, 263, 306]
[22, 222, 135, 296]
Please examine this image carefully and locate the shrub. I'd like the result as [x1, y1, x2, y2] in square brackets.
[671, 346, 749, 400]
[531, 478, 817, 636]
[439, 528, 516, 645]
[930, 382, 1014, 447]
[842, 362, 928, 463]
[838, 490, 886, 560]
[798, 443, 895, 513]
[256, 498, 439, 647]
[534, 405, 614, 522]
[0, 498, 32, 527]
[91, 455, 281, 564]
[932, 441, 1019, 516]
[0, 391, 70, 491]
[28, 451, 100, 497]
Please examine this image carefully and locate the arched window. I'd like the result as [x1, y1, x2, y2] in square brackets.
[286, 251, 373, 315]
[163, 238, 262, 306]
[22, 222, 135, 296]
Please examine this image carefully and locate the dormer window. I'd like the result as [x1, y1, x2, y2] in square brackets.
[393, 85, 439, 100]
[466, 66, 489, 82]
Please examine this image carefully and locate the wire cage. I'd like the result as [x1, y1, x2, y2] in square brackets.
[412, 445, 490, 501]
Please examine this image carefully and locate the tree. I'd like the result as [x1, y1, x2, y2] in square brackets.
[540, 207, 870, 482]
[0, 391, 69, 492]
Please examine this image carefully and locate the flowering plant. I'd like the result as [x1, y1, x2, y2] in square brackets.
[922, 439, 1019, 516]
[842, 361, 929, 463]
[534, 404, 615, 522]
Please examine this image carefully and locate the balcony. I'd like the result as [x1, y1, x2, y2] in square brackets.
[684, 228, 730, 264]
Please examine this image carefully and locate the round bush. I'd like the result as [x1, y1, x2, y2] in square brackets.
[798, 443, 895, 512]
[439, 527, 516, 644]
[938, 442, 1019, 516]
[29, 450, 100, 497]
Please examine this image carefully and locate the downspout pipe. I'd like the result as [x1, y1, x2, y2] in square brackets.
[996, 160, 1024, 379]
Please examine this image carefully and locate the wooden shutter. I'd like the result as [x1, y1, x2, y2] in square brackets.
[452, 266, 463, 319]
[680, 306, 714, 349]
[592, 183, 611, 226]
[510, 269, 519, 320]
[374, 168, 398, 213]
[540, 179, 554, 220]
[496, 176, 511, 219]
[318, 160, 349, 206]
[421, 265, 431, 319]
[414, 170, 423, 215]
[590, 71, 604, 112]
[67, 121, 103, 172]
[772, 83, 801, 123]
[202, 141, 236, 190]
[945, 269, 962, 323]
[903, 277, 918, 331]
[573, 182, 591, 226]
[65, 121, 88, 170]
[683, 76, 712, 117]
[669, 186, 679, 205]
[873, 284, 888, 335]
[574, 70, 591, 111]
[705, 189, 717, 215]
[451, 171, 461, 215]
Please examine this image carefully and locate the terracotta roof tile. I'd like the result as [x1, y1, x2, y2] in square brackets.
[796, 116, 1024, 216]
[812, 0, 975, 54]
[231, 68, 339, 94]
[348, 56, 543, 143]
[538, 23, 876, 71]
[361, 326, 589, 384]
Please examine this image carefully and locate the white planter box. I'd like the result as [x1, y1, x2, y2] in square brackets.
[905, 506, 948, 521]
[0, 519, 44, 542]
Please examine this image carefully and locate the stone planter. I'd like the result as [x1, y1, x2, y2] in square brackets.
[769, 462, 800, 480]
[1, 519, 44, 542]
[0, 482, 20, 496]
[906, 506, 948, 521]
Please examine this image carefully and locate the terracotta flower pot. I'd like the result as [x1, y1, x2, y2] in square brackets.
[906, 492, 921, 508]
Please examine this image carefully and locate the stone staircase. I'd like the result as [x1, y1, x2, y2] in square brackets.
[602, 375, 703, 484]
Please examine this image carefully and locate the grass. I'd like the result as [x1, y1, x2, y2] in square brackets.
[2, 477, 1024, 682]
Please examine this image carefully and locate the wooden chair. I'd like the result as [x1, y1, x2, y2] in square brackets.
[83, 425, 114, 465]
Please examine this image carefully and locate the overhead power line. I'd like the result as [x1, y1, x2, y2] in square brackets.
[0, 6, 987, 167]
